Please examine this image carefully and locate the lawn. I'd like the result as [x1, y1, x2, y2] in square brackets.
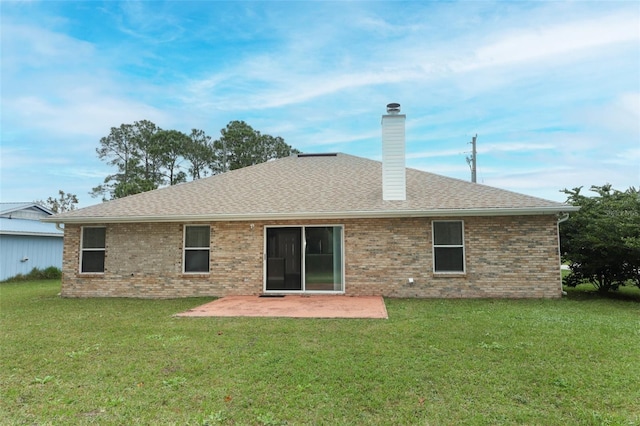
[1, 281, 638, 425]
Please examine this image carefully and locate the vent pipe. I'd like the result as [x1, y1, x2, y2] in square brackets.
[381, 103, 406, 201]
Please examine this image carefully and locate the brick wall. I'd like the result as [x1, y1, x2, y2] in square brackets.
[345, 216, 561, 298]
[60, 215, 562, 299]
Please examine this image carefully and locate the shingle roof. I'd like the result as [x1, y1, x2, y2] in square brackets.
[44, 153, 576, 224]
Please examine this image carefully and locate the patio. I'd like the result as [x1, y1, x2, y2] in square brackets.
[175, 295, 388, 319]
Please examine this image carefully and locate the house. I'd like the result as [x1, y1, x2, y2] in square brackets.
[0, 203, 64, 281]
[44, 104, 578, 299]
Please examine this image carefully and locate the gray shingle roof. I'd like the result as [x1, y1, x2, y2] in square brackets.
[45, 153, 576, 223]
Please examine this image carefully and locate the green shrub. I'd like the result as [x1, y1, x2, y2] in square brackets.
[561, 185, 640, 292]
[1, 266, 62, 282]
[41, 266, 62, 279]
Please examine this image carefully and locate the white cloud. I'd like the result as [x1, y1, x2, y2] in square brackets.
[183, 7, 639, 116]
[4, 91, 169, 141]
[407, 149, 466, 160]
[2, 18, 173, 142]
[456, 12, 639, 73]
[614, 147, 640, 163]
[583, 92, 640, 138]
[185, 64, 425, 111]
[479, 142, 556, 154]
[411, 162, 470, 177]
[1, 22, 95, 70]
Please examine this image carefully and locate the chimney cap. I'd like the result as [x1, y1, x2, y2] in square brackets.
[386, 103, 401, 114]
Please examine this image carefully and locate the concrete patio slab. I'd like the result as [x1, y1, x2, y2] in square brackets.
[175, 295, 388, 319]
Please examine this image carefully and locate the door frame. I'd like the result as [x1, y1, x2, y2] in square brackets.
[263, 224, 345, 294]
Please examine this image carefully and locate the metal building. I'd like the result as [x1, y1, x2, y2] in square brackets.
[0, 203, 63, 281]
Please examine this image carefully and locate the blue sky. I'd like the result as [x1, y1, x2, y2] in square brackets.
[1, 1, 638, 208]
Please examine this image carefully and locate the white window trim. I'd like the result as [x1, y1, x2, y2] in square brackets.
[183, 225, 211, 274]
[79, 226, 106, 274]
[432, 220, 466, 274]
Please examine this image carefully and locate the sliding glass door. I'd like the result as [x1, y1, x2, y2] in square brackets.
[304, 226, 343, 291]
[266, 228, 302, 291]
[265, 225, 343, 293]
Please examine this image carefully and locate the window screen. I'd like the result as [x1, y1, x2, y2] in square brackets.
[81, 227, 106, 273]
[184, 225, 210, 273]
[433, 221, 465, 273]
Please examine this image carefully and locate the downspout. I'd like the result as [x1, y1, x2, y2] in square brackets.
[55, 223, 64, 232]
[557, 213, 570, 296]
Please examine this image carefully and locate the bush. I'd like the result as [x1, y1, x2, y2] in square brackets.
[560, 184, 640, 292]
[41, 266, 62, 279]
[1, 266, 62, 283]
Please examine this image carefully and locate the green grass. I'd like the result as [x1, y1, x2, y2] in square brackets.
[1, 281, 639, 425]
[565, 283, 640, 301]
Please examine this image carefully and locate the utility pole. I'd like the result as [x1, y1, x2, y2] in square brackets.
[466, 134, 477, 183]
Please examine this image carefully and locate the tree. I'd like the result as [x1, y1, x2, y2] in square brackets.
[214, 121, 299, 171]
[91, 120, 298, 201]
[150, 129, 189, 185]
[38, 190, 79, 213]
[91, 122, 158, 200]
[560, 185, 640, 292]
[184, 129, 215, 180]
[130, 119, 163, 185]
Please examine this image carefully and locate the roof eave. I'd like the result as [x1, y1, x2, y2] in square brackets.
[0, 203, 55, 216]
[41, 206, 580, 224]
[0, 231, 64, 237]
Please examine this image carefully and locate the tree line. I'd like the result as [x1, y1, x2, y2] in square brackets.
[91, 120, 299, 200]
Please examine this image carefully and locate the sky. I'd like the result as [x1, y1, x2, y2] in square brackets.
[1, 0, 639, 208]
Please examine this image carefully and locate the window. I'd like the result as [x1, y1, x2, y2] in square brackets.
[432, 221, 465, 273]
[81, 227, 106, 273]
[184, 225, 210, 273]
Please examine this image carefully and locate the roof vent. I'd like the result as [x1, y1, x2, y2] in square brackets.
[386, 103, 401, 115]
[297, 153, 338, 158]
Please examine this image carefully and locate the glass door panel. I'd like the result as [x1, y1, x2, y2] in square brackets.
[266, 228, 302, 291]
[304, 226, 343, 292]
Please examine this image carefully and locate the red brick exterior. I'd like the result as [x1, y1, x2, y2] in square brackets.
[61, 215, 562, 299]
